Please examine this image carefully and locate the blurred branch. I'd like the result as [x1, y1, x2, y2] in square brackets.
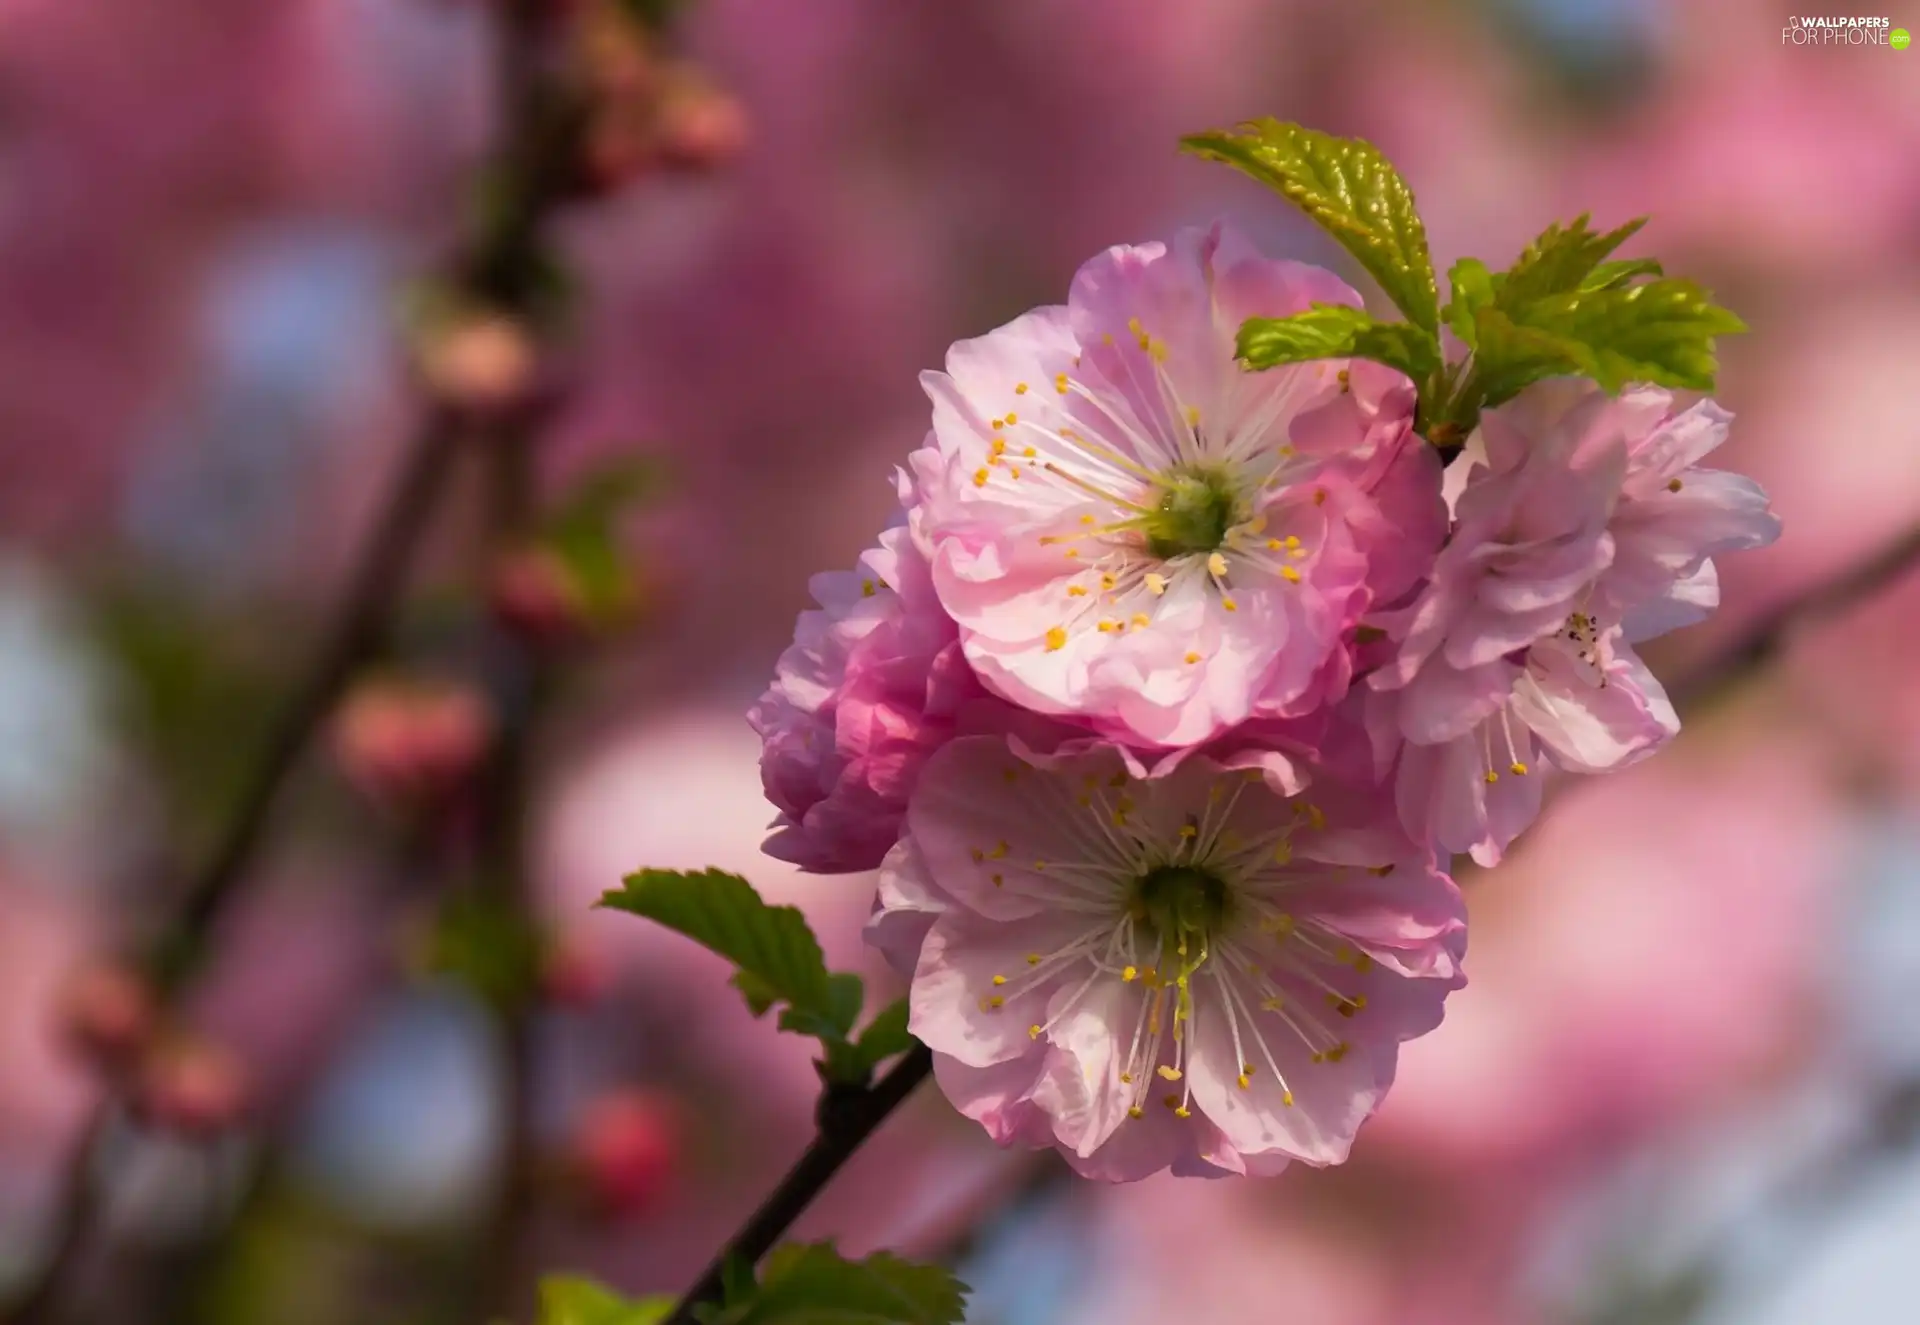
[0, 2, 594, 1321]
[1672, 523, 1920, 711]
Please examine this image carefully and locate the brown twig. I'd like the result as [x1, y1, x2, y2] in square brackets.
[664, 1046, 937, 1325]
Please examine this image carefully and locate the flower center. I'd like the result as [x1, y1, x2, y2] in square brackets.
[1132, 863, 1230, 952]
[1143, 463, 1242, 559]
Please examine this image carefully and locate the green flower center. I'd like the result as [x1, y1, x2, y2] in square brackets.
[1133, 863, 1230, 949]
[1143, 464, 1243, 559]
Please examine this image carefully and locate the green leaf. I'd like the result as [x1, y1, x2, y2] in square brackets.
[537, 457, 669, 629]
[422, 893, 544, 1010]
[539, 1275, 674, 1325]
[1495, 278, 1747, 396]
[1581, 257, 1664, 291]
[853, 998, 915, 1069]
[778, 972, 864, 1043]
[600, 870, 848, 1039]
[1498, 214, 1647, 308]
[1234, 304, 1439, 383]
[726, 1243, 968, 1325]
[1467, 307, 1588, 409]
[1442, 258, 1495, 349]
[1183, 119, 1439, 333]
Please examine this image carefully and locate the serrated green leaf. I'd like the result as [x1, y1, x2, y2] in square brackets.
[1182, 120, 1439, 333]
[540, 1275, 674, 1325]
[778, 972, 863, 1042]
[1468, 306, 1587, 408]
[1498, 214, 1647, 308]
[729, 1243, 968, 1325]
[1442, 258, 1495, 349]
[1581, 257, 1664, 291]
[854, 998, 915, 1067]
[1234, 304, 1438, 383]
[1502, 278, 1746, 394]
[602, 870, 839, 1035]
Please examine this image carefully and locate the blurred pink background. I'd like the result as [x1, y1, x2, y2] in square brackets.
[3, 2, 1919, 1323]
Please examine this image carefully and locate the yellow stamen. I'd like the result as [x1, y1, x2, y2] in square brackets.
[1046, 626, 1068, 652]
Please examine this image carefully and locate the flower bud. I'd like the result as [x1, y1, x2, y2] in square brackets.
[137, 1038, 251, 1136]
[655, 82, 749, 171]
[487, 546, 593, 645]
[416, 312, 539, 414]
[540, 938, 610, 1009]
[58, 962, 157, 1068]
[330, 678, 494, 811]
[572, 1089, 680, 1220]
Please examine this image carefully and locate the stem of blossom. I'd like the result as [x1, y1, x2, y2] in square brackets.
[1673, 522, 1920, 710]
[664, 1045, 936, 1324]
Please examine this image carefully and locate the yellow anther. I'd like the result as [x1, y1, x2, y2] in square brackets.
[1022, 446, 1036, 458]
[970, 847, 985, 863]
[991, 417, 1005, 430]
[1026, 953, 1042, 966]
[987, 841, 1008, 859]
[1284, 535, 1302, 549]
[990, 873, 1003, 887]
[1337, 369, 1350, 389]
[1046, 626, 1068, 652]
[1184, 651, 1202, 664]
[1267, 538, 1283, 550]
[1237, 1073, 1251, 1090]
[1098, 619, 1120, 634]
[1034, 860, 1048, 871]
[1221, 597, 1239, 612]
[1273, 841, 1292, 865]
[1174, 1105, 1192, 1118]
[1148, 339, 1169, 362]
[1261, 996, 1284, 1012]
[1009, 465, 1021, 479]
[1157, 1065, 1182, 1082]
[1066, 585, 1088, 599]
[992, 975, 1008, 987]
[1128, 316, 1145, 338]
[1314, 489, 1328, 506]
[1303, 803, 1326, 830]
[1281, 565, 1302, 583]
[1055, 373, 1070, 394]
[1029, 1024, 1044, 1040]
[1179, 824, 1198, 839]
[1078, 513, 1095, 526]
[1510, 761, 1529, 776]
[988, 995, 1005, 1009]
[1484, 770, 1500, 784]
[1353, 953, 1374, 973]
[1144, 573, 1167, 596]
[1282, 1090, 1295, 1107]
[973, 467, 990, 487]
[1014, 382, 1029, 395]
[1131, 613, 1150, 629]
[990, 438, 1007, 457]
[1005, 412, 1018, 426]
[1668, 478, 1683, 492]
[1127, 1106, 1144, 1119]
[1184, 405, 1201, 428]
[1122, 965, 1139, 982]
[1206, 551, 1229, 578]
[1100, 572, 1117, 591]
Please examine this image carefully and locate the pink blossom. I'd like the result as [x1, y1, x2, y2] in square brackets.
[868, 734, 1464, 1181]
[749, 521, 985, 873]
[905, 221, 1441, 749]
[1370, 382, 1777, 863]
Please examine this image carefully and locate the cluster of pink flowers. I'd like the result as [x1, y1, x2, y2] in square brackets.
[750, 222, 1779, 1181]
